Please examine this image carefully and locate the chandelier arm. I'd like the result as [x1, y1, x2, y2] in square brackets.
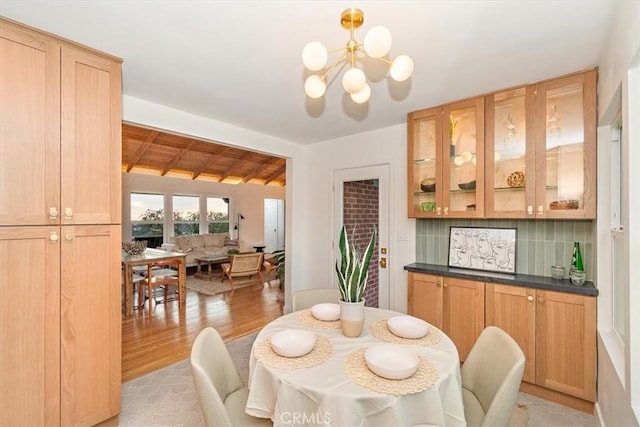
[376, 57, 393, 66]
[321, 51, 349, 80]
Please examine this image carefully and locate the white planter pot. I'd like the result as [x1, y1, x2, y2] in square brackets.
[339, 299, 365, 338]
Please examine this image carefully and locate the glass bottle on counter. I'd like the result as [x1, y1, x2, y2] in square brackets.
[571, 242, 584, 271]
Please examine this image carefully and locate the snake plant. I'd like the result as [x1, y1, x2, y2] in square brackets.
[335, 225, 377, 303]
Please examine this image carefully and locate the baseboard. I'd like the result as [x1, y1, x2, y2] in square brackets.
[520, 382, 594, 414]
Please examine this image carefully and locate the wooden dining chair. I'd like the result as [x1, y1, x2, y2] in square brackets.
[221, 253, 265, 290]
[139, 259, 180, 310]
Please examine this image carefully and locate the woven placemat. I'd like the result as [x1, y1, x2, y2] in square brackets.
[254, 335, 333, 370]
[370, 319, 443, 346]
[297, 309, 341, 330]
[344, 347, 438, 396]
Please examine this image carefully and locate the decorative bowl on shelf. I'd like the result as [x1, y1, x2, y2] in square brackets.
[270, 330, 316, 358]
[387, 315, 430, 339]
[507, 171, 526, 188]
[364, 344, 419, 380]
[458, 180, 476, 190]
[122, 241, 147, 255]
[310, 303, 340, 321]
[549, 200, 579, 210]
[420, 178, 436, 193]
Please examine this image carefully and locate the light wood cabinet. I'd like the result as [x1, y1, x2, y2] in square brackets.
[409, 69, 596, 219]
[486, 283, 596, 402]
[408, 97, 485, 218]
[408, 272, 485, 361]
[0, 18, 122, 426]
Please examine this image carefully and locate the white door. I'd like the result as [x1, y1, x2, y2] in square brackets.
[333, 165, 390, 309]
[264, 199, 284, 253]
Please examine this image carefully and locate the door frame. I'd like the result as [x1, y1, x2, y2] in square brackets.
[333, 164, 390, 309]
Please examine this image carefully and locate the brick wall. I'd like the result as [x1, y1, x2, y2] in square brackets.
[343, 180, 379, 307]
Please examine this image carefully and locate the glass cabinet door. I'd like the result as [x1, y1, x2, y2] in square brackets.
[485, 87, 535, 217]
[535, 71, 596, 218]
[442, 98, 484, 217]
[407, 107, 442, 218]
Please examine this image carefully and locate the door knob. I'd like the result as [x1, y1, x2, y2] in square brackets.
[379, 258, 387, 268]
[527, 295, 534, 302]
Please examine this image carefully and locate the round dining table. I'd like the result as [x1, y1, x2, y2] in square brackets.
[246, 307, 466, 427]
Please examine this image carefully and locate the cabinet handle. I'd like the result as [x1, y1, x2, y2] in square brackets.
[527, 295, 534, 302]
[49, 232, 59, 243]
[537, 296, 544, 304]
[437, 278, 442, 288]
[537, 205, 544, 215]
[444, 207, 449, 215]
[65, 207, 74, 219]
[49, 207, 59, 219]
[437, 207, 442, 216]
[527, 206, 533, 215]
[65, 233, 73, 242]
[443, 282, 448, 288]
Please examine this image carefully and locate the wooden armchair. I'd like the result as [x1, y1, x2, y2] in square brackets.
[221, 253, 265, 290]
[139, 259, 180, 310]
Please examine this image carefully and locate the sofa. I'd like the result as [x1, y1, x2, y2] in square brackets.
[168, 233, 243, 267]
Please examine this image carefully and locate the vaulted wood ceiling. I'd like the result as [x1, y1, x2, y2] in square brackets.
[122, 123, 286, 186]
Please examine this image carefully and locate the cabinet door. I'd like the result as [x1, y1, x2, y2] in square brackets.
[0, 226, 60, 426]
[443, 97, 485, 217]
[407, 107, 443, 218]
[442, 277, 484, 361]
[61, 46, 122, 225]
[534, 70, 596, 219]
[407, 272, 443, 328]
[536, 290, 596, 401]
[60, 225, 121, 425]
[485, 87, 536, 218]
[485, 284, 536, 382]
[0, 20, 60, 226]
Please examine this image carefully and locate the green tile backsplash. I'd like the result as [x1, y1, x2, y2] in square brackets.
[416, 219, 594, 280]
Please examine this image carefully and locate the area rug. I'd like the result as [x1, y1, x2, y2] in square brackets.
[185, 275, 263, 296]
[120, 331, 530, 427]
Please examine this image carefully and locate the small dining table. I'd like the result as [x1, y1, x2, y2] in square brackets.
[121, 248, 187, 316]
[246, 307, 466, 427]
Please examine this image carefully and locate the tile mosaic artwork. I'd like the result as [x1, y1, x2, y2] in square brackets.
[416, 219, 594, 281]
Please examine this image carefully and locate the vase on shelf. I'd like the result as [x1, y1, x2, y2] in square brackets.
[339, 299, 365, 337]
[450, 144, 455, 157]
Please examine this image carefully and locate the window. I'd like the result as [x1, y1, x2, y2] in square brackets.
[173, 195, 200, 236]
[207, 197, 230, 233]
[130, 193, 164, 246]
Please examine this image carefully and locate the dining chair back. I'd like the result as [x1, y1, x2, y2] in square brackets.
[221, 253, 265, 290]
[292, 288, 341, 311]
[461, 326, 526, 427]
[139, 259, 180, 310]
[190, 327, 272, 427]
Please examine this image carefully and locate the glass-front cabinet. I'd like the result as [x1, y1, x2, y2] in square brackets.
[534, 70, 596, 219]
[408, 98, 484, 218]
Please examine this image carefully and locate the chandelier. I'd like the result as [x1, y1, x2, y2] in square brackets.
[302, 8, 414, 104]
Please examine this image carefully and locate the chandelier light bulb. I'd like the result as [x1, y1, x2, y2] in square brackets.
[389, 55, 414, 81]
[453, 156, 464, 166]
[304, 75, 327, 98]
[342, 67, 366, 94]
[302, 41, 328, 71]
[364, 25, 392, 58]
[350, 84, 371, 104]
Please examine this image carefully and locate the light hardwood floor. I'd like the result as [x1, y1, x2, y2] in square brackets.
[122, 280, 283, 382]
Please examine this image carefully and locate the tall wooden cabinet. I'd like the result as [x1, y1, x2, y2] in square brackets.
[0, 18, 122, 426]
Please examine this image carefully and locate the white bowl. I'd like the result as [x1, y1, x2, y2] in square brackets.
[310, 303, 340, 321]
[364, 344, 420, 380]
[387, 315, 430, 339]
[270, 330, 316, 358]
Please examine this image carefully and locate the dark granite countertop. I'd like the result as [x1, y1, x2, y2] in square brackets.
[404, 263, 598, 297]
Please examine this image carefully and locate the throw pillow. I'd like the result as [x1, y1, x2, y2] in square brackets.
[224, 237, 239, 247]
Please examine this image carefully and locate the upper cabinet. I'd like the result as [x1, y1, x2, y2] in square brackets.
[408, 69, 596, 219]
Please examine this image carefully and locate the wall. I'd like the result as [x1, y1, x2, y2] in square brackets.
[417, 219, 594, 280]
[121, 172, 285, 249]
[595, 1, 640, 425]
[343, 179, 379, 307]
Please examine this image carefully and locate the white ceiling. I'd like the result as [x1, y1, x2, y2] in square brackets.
[0, 1, 615, 145]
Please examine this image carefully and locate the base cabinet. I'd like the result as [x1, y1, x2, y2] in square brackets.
[408, 272, 485, 362]
[486, 284, 596, 402]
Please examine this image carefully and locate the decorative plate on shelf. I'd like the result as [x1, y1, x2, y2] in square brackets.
[507, 171, 525, 188]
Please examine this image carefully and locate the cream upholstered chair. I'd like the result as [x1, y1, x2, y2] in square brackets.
[292, 288, 341, 311]
[190, 327, 271, 427]
[461, 326, 526, 427]
[221, 253, 265, 290]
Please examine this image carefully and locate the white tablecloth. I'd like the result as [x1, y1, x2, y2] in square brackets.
[246, 308, 466, 427]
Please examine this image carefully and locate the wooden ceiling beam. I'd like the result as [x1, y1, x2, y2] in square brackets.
[244, 158, 283, 183]
[160, 140, 196, 176]
[191, 146, 228, 180]
[125, 130, 159, 172]
[264, 170, 285, 186]
[220, 151, 252, 182]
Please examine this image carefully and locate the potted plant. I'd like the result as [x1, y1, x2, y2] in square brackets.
[335, 225, 376, 337]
